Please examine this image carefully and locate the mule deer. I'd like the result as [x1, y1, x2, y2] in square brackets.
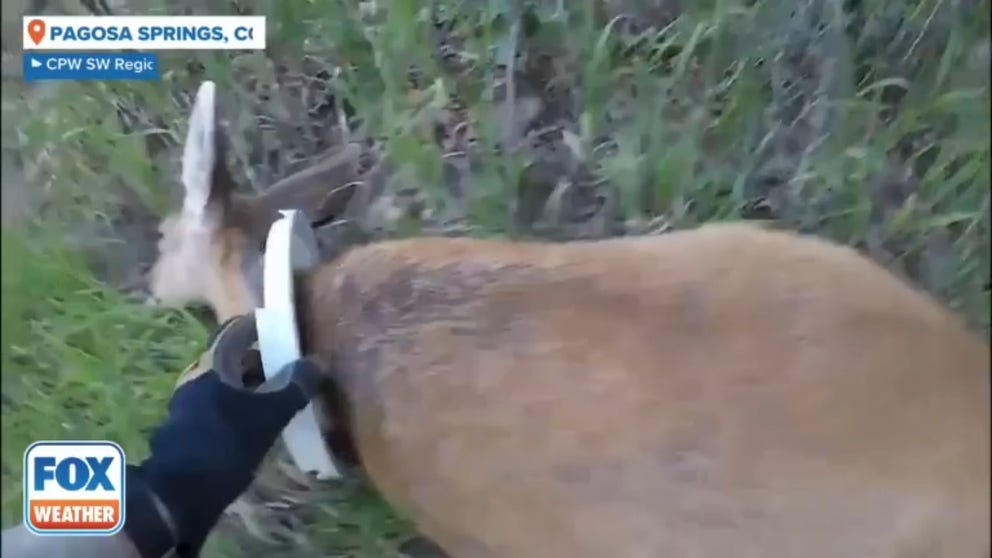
[148, 81, 991, 558]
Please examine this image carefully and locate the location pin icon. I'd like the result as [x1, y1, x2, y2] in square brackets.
[27, 19, 45, 46]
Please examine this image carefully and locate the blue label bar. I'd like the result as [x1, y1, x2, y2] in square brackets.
[23, 52, 159, 82]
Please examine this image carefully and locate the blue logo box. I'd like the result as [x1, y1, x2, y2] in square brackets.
[23, 52, 159, 82]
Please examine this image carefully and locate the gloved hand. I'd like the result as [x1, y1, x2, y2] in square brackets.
[123, 316, 324, 558]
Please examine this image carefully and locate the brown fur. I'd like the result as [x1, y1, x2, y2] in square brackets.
[149, 82, 991, 558]
[287, 225, 990, 558]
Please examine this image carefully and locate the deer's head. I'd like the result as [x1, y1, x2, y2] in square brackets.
[147, 81, 361, 322]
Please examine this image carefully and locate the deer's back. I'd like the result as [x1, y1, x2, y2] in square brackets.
[300, 223, 990, 558]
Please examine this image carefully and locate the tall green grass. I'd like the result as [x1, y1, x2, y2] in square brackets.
[0, 227, 207, 523]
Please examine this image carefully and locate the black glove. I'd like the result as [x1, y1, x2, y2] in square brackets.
[123, 317, 323, 557]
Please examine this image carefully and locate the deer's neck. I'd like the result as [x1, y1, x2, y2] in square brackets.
[291, 264, 365, 469]
[293, 265, 342, 366]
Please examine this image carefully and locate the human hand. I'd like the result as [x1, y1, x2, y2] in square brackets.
[125, 316, 323, 557]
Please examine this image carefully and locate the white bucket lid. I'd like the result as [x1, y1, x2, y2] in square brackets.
[254, 209, 341, 480]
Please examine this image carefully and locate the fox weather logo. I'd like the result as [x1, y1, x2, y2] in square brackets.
[23, 441, 126, 535]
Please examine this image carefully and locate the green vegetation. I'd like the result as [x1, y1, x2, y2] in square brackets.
[2, 0, 989, 556]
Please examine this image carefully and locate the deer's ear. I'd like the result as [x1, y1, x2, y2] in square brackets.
[181, 80, 233, 228]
